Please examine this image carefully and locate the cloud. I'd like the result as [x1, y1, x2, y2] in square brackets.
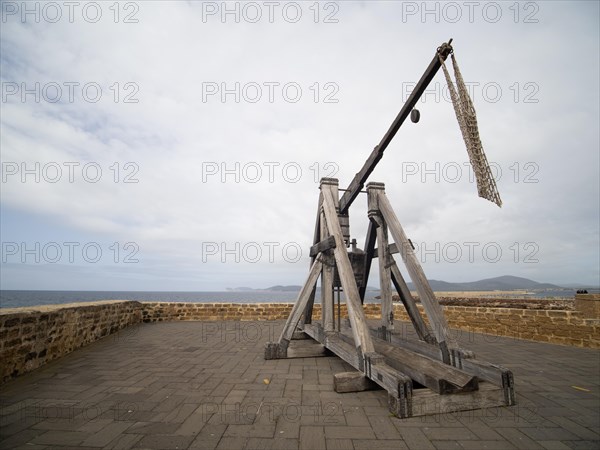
[1, 1, 598, 290]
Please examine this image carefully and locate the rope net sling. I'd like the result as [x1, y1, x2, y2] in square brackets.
[439, 53, 503, 207]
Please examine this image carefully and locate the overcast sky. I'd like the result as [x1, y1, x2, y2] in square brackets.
[1, 1, 598, 291]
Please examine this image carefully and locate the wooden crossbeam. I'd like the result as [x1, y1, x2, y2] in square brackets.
[309, 236, 336, 257]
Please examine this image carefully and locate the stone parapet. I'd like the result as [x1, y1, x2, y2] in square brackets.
[2, 299, 598, 384]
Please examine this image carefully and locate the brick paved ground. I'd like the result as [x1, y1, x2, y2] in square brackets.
[1, 320, 598, 449]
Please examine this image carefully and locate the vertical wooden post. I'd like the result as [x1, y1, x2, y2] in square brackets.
[320, 211, 335, 332]
[367, 183, 393, 332]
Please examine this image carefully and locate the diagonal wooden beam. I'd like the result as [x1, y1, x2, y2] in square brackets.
[321, 182, 374, 354]
[279, 254, 323, 343]
[376, 189, 458, 356]
[359, 220, 377, 303]
[301, 192, 323, 327]
[389, 261, 436, 344]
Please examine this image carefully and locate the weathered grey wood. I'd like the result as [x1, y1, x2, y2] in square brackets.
[292, 331, 309, 340]
[376, 217, 393, 331]
[337, 40, 454, 215]
[411, 381, 509, 417]
[279, 255, 323, 343]
[321, 183, 374, 354]
[376, 189, 457, 354]
[358, 220, 377, 302]
[287, 340, 329, 358]
[303, 324, 360, 367]
[301, 192, 324, 327]
[368, 183, 393, 331]
[389, 261, 434, 343]
[373, 242, 399, 257]
[304, 324, 413, 417]
[309, 236, 336, 257]
[320, 211, 334, 332]
[378, 327, 443, 361]
[340, 325, 477, 394]
[334, 371, 379, 393]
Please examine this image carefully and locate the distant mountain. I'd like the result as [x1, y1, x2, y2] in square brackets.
[226, 285, 302, 292]
[265, 285, 303, 292]
[228, 276, 566, 293]
[406, 275, 563, 291]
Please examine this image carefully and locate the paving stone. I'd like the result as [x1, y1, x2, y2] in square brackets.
[538, 441, 573, 450]
[2, 320, 599, 449]
[368, 414, 403, 439]
[352, 439, 408, 449]
[246, 437, 298, 449]
[80, 421, 132, 446]
[133, 433, 195, 449]
[188, 424, 227, 449]
[423, 426, 478, 441]
[325, 438, 353, 449]
[299, 425, 326, 450]
[431, 440, 462, 449]
[546, 416, 600, 440]
[496, 428, 545, 449]
[215, 436, 247, 449]
[324, 425, 376, 440]
[559, 441, 600, 450]
[223, 423, 276, 438]
[31, 430, 90, 446]
[396, 428, 435, 450]
[103, 432, 143, 450]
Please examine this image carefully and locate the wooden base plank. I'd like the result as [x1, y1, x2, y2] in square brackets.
[334, 371, 380, 393]
[287, 340, 330, 358]
[411, 381, 509, 417]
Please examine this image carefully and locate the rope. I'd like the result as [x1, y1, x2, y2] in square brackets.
[439, 53, 502, 207]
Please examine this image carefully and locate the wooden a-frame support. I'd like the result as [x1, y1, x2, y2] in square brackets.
[265, 178, 515, 418]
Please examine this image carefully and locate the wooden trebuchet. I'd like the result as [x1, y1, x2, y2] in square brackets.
[265, 40, 514, 417]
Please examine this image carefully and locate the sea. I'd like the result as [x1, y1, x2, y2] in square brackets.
[0, 290, 383, 309]
[0, 289, 581, 309]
